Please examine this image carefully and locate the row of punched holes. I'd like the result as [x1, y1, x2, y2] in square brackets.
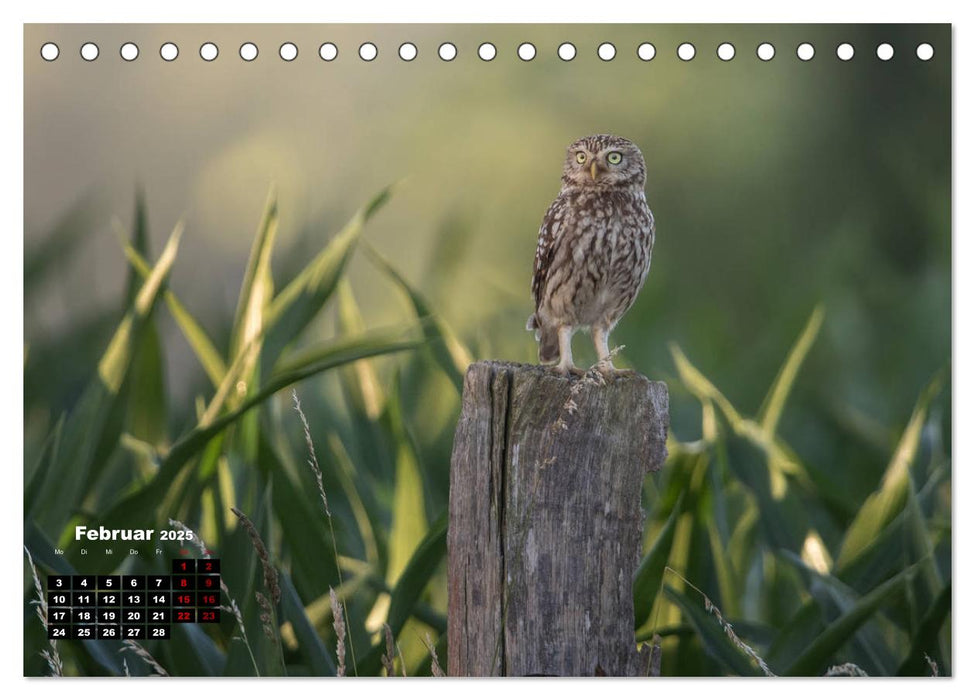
[39, 40, 936, 63]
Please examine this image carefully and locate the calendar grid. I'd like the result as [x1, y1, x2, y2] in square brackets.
[45, 559, 221, 641]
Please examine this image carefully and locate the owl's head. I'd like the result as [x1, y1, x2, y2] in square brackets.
[561, 134, 646, 191]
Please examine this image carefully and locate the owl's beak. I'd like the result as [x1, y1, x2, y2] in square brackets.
[590, 162, 599, 181]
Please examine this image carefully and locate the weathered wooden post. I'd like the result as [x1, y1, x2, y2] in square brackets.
[447, 360, 669, 676]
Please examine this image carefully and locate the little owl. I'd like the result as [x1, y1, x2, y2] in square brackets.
[527, 134, 655, 375]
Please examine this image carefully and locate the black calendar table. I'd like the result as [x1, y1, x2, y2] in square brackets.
[46, 559, 221, 641]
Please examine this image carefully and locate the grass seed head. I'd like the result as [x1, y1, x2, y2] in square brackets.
[292, 389, 331, 517]
[825, 663, 869, 677]
[381, 623, 396, 677]
[121, 639, 169, 676]
[231, 506, 280, 604]
[423, 633, 445, 677]
[25, 546, 62, 677]
[330, 587, 347, 677]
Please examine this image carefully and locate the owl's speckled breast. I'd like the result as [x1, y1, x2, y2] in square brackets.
[540, 189, 654, 330]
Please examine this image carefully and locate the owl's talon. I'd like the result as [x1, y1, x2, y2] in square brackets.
[553, 363, 584, 377]
[595, 359, 615, 375]
[594, 360, 635, 379]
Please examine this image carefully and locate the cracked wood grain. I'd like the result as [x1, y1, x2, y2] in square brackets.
[447, 360, 669, 676]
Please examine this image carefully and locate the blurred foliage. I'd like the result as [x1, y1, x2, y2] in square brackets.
[635, 308, 949, 676]
[24, 23, 949, 676]
[23, 187, 949, 676]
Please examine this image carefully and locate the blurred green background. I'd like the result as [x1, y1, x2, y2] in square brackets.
[24, 24, 950, 677]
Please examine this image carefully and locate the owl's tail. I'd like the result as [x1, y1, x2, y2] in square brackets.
[527, 313, 559, 364]
[537, 327, 560, 364]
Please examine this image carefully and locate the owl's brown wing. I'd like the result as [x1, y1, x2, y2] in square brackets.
[530, 196, 568, 315]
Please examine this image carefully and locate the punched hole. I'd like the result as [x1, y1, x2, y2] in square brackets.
[279, 42, 298, 61]
[756, 42, 775, 61]
[80, 42, 99, 61]
[160, 43, 179, 61]
[319, 43, 338, 61]
[40, 43, 59, 61]
[359, 42, 378, 61]
[199, 42, 218, 61]
[239, 43, 258, 61]
[399, 42, 418, 61]
[438, 42, 457, 61]
[120, 42, 139, 61]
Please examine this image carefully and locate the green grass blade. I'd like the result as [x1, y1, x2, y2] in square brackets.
[24, 522, 74, 576]
[387, 510, 447, 635]
[230, 190, 279, 460]
[264, 186, 393, 366]
[167, 624, 227, 676]
[834, 462, 944, 589]
[357, 511, 447, 675]
[706, 518, 740, 619]
[903, 471, 948, 667]
[663, 584, 764, 676]
[364, 243, 471, 393]
[230, 189, 278, 362]
[31, 223, 182, 536]
[335, 279, 387, 419]
[124, 245, 226, 386]
[725, 434, 805, 551]
[279, 571, 337, 676]
[633, 494, 683, 627]
[122, 189, 150, 303]
[411, 632, 449, 677]
[179, 326, 423, 475]
[669, 344, 743, 429]
[265, 441, 341, 595]
[82, 328, 426, 571]
[24, 415, 64, 521]
[100, 223, 183, 393]
[783, 564, 918, 676]
[905, 471, 944, 598]
[896, 582, 950, 676]
[272, 322, 428, 381]
[777, 551, 901, 674]
[836, 373, 944, 570]
[384, 374, 429, 584]
[328, 434, 381, 568]
[765, 600, 827, 670]
[758, 305, 824, 436]
[198, 334, 267, 427]
[125, 318, 168, 457]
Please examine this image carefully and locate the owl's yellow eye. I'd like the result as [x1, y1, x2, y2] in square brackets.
[607, 151, 622, 165]
[575, 152, 587, 164]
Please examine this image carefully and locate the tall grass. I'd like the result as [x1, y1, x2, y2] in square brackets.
[23, 191, 949, 677]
